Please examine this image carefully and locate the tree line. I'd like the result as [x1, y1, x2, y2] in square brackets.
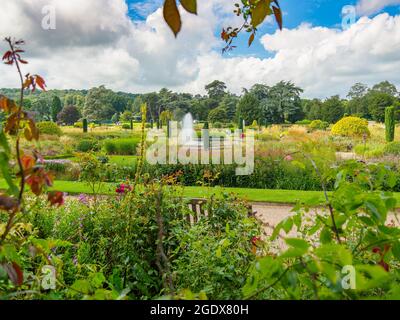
[0, 80, 399, 126]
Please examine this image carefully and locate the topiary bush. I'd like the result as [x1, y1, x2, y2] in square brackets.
[385, 106, 395, 142]
[331, 116, 370, 138]
[37, 121, 62, 136]
[309, 119, 329, 131]
[83, 118, 88, 133]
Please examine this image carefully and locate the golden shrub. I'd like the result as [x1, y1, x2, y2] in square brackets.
[331, 116, 370, 138]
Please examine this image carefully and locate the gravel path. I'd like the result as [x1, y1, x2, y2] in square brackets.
[252, 202, 399, 232]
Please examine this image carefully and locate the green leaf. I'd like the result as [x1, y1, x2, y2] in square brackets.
[392, 241, 400, 260]
[281, 238, 309, 258]
[320, 227, 332, 244]
[0, 152, 19, 197]
[216, 247, 222, 258]
[251, 0, 272, 28]
[70, 279, 91, 296]
[180, 0, 197, 14]
[365, 200, 386, 223]
[90, 272, 106, 289]
[285, 238, 309, 250]
[163, 0, 182, 37]
[282, 217, 293, 233]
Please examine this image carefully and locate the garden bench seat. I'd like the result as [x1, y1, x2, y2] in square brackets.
[187, 198, 256, 224]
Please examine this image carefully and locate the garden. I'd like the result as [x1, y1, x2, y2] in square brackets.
[1, 0, 400, 303]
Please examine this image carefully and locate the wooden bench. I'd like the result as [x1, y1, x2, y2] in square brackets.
[187, 198, 256, 225]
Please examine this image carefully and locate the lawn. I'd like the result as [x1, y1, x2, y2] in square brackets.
[2, 179, 400, 206]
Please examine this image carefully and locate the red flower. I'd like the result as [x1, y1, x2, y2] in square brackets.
[116, 184, 132, 194]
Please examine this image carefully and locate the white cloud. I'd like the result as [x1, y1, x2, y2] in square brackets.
[356, 0, 400, 16]
[0, 0, 399, 99]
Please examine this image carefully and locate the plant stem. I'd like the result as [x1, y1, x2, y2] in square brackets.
[0, 38, 27, 244]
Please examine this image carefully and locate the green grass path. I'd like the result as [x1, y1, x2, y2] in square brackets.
[2, 179, 400, 206]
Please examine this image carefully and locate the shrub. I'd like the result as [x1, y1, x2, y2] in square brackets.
[103, 138, 140, 155]
[385, 106, 395, 142]
[73, 122, 83, 128]
[354, 143, 385, 158]
[122, 123, 131, 130]
[309, 120, 329, 131]
[384, 141, 400, 156]
[37, 121, 62, 136]
[213, 122, 223, 129]
[296, 119, 311, 125]
[331, 116, 370, 138]
[76, 139, 99, 152]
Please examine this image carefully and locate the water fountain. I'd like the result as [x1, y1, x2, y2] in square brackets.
[180, 113, 199, 146]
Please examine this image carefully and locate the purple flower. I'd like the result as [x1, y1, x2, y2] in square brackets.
[78, 194, 89, 206]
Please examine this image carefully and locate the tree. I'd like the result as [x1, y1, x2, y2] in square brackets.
[346, 83, 369, 118]
[120, 111, 134, 123]
[347, 83, 368, 100]
[260, 98, 284, 124]
[64, 93, 85, 111]
[83, 86, 131, 122]
[131, 96, 144, 115]
[372, 81, 398, 97]
[160, 110, 173, 125]
[366, 91, 395, 122]
[218, 94, 238, 121]
[57, 105, 81, 125]
[302, 99, 323, 120]
[31, 96, 52, 121]
[208, 107, 227, 123]
[190, 98, 208, 121]
[50, 96, 63, 122]
[266, 81, 304, 123]
[236, 93, 263, 124]
[320, 96, 345, 123]
[142, 92, 159, 121]
[249, 84, 269, 100]
[205, 80, 227, 100]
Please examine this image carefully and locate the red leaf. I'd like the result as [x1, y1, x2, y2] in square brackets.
[248, 33, 255, 47]
[2, 262, 24, 286]
[273, 6, 283, 30]
[163, 0, 182, 37]
[21, 155, 36, 171]
[2, 51, 12, 61]
[48, 191, 64, 207]
[35, 75, 47, 91]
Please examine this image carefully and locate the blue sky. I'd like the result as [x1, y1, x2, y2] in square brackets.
[127, 0, 400, 58]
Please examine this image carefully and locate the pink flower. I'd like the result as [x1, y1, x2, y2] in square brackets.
[251, 236, 261, 245]
[284, 155, 293, 162]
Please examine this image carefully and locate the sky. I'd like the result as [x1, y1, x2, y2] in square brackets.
[0, 0, 400, 98]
